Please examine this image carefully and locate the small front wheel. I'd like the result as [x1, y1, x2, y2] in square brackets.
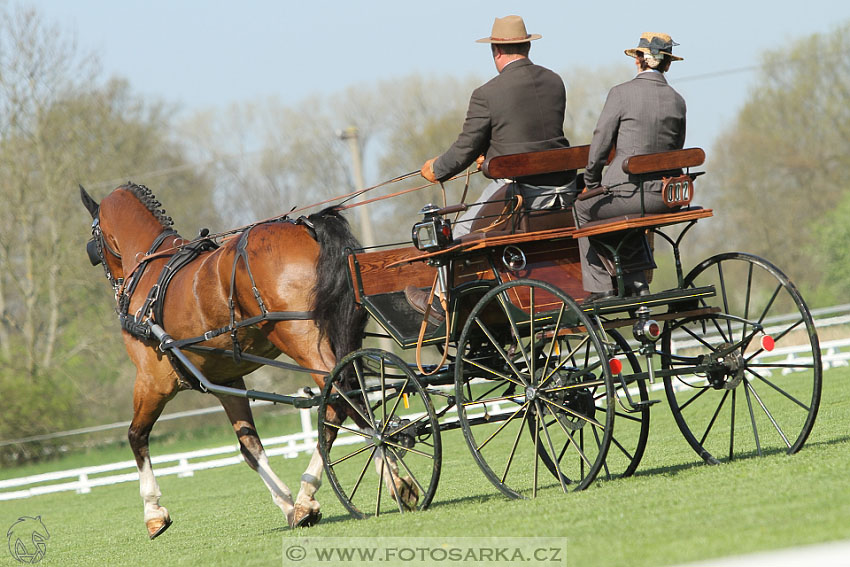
[318, 349, 442, 518]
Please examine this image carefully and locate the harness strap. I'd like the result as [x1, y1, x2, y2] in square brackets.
[168, 311, 315, 350]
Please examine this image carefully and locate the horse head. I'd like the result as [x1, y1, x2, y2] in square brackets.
[80, 183, 174, 290]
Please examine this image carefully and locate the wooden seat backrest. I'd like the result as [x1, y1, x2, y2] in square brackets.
[621, 147, 705, 175]
[482, 144, 618, 180]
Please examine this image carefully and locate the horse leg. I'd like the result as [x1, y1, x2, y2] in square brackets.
[215, 381, 297, 527]
[127, 376, 176, 539]
[292, 400, 350, 528]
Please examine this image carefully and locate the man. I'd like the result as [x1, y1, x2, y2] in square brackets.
[574, 32, 686, 302]
[407, 15, 575, 320]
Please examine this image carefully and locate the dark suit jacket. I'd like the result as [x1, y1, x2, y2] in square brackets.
[433, 58, 572, 186]
[584, 71, 686, 190]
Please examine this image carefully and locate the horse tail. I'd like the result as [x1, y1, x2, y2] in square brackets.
[308, 207, 368, 365]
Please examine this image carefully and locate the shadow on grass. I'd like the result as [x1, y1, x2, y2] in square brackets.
[631, 432, 850, 479]
[264, 489, 518, 533]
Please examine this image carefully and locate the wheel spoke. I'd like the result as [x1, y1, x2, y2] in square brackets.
[355, 358, 378, 426]
[745, 380, 792, 449]
[547, 408, 595, 469]
[729, 389, 736, 460]
[541, 304, 567, 387]
[381, 453, 405, 514]
[323, 421, 372, 439]
[540, 396, 605, 429]
[473, 318, 529, 387]
[348, 445, 378, 502]
[717, 261, 733, 340]
[743, 380, 762, 457]
[678, 385, 710, 412]
[382, 439, 434, 459]
[329, 442, 377, 467]
[699, 389, 729, 446]
[496, 292, 531, 371]
[379, 377, 410, 435]
[756, 282, 783, 326]
[375, 457, 384, 516]
[332, 387, 374, 429]
[744, 368, 811, 411]
[476, 400, 531, 452]
[387, 446, 426, 502]
[742, 262, 754, 345]
[461, 355, 525, 386]
[500, 403, 530, 483]
[745, 319, 805, 362]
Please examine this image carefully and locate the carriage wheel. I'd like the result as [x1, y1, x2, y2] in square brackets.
[318, 349, 442, 519]
[454, 279, 615, 499]
[661, 253, 822, 464]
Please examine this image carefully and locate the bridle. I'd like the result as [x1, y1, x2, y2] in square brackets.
[87, 214, 124, 296]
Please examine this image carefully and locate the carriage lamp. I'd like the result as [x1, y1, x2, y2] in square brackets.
[412, 204, 453, 252]
[633, 318, 662, 343]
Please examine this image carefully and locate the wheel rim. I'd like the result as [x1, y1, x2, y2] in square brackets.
[454, 279, 614, 498]
[318, 349, 442, 518]
[662, 253, 822, 463]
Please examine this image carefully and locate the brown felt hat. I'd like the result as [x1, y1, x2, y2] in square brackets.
[476, 15, 541, 44]
[625, 32, 683, 61]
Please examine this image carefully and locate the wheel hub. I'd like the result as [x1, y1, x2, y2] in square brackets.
[377, 417, 415, 457]
[704, 343, 745, 390]
[536, 367, 595, 431]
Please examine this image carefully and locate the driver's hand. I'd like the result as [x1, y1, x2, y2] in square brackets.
[421, 157, 438, 183]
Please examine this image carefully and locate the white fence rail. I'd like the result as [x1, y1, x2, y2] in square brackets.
[2, 305, 849, 501]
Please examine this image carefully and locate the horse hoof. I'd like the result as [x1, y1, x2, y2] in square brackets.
[147, 517, 173, 540]
[398, 476, 419, 511]
[293, 510, 322, 528]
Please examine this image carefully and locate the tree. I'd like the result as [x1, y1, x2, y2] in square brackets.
[0, 6, 219, 457]
[696, 23, 850, 304]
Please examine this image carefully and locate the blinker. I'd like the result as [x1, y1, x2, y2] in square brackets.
[87, 238, 102, 266]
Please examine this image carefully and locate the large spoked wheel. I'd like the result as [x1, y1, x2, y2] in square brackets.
[454, 279, 615, 499]
[661, 253, 822, 464]
[318, 349, 442, 519]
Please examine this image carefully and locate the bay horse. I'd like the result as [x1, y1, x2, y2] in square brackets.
[80, 183, 416, 538]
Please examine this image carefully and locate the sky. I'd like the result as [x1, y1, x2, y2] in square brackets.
[19, 0, 850, 173]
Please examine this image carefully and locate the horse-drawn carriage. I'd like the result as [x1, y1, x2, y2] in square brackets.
[82, 144, 821, 535]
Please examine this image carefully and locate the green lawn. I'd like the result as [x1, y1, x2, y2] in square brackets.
[1, 367, 848, 566]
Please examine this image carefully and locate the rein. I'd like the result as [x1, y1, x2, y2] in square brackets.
[130, 169, 481, 265]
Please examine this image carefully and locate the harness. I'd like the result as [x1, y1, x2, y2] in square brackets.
[116, 219, 316, 370]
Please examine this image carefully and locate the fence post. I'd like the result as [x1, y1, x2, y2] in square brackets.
[77, 473, 91, 494]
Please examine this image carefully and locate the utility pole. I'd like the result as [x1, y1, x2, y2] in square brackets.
[338, 126, 394, 354]
[338, 126, 375, 247]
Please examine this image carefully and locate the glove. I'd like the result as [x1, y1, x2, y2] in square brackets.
[421, 157, 438, 183]
[475, 155, 485, 170]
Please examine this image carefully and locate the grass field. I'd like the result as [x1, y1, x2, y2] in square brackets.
[1, 366, 848, 567]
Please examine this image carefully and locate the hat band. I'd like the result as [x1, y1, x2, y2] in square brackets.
[491, 34, 531, 42]
[638, 36, 678, 56]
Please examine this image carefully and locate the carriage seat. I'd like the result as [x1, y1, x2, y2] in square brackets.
[452, 145, 603, 242]
[572, 148, 710, 239]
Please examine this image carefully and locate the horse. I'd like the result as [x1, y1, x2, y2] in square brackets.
[80, 183, 416, 538]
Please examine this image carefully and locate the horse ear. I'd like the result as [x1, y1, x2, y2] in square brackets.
[80, 185, 99, 218]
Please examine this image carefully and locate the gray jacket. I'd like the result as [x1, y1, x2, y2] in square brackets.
[434, 58, 572, 187]
[584, 71, 686, 190]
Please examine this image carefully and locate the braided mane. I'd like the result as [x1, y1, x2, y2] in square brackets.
[119, 182, 174, 228]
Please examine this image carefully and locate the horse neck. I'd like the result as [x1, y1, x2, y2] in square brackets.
[103, 200, 175, 265]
